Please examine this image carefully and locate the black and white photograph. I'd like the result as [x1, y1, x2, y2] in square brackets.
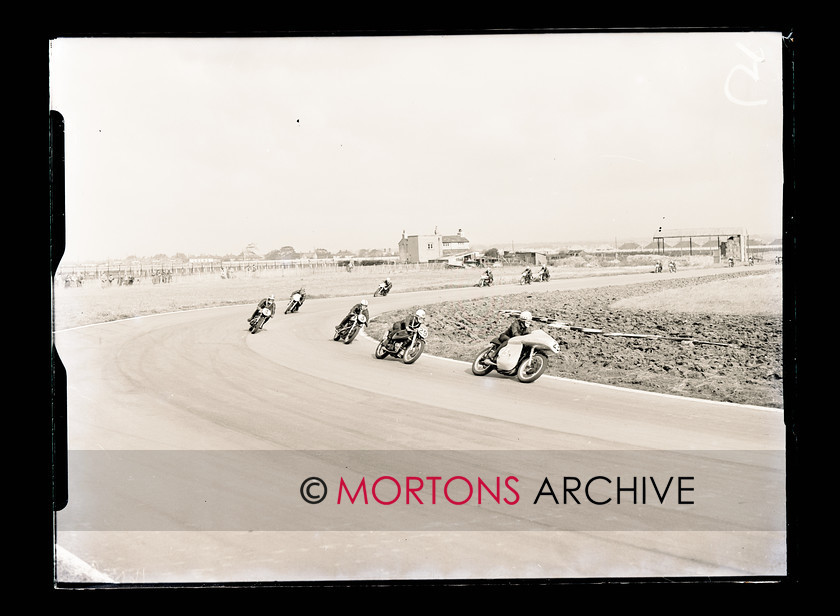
[49, 29, 793, 587]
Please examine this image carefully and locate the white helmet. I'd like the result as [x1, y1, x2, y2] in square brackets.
[386, 278, 391, 283]
[268, 294, 275, 300]
[519, 311, 532, 321]
[415, 309, 426, 319]
[360, 299, 368, 306]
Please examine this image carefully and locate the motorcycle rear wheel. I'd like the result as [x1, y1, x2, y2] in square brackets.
[471, 347, 495, 376]
[517, 352, 547, 383]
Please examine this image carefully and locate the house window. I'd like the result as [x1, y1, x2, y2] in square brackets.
[427, 243, 434, 250]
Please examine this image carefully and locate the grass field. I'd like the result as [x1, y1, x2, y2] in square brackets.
[609, 271, 782, 315]
[52, 262, 783, 407]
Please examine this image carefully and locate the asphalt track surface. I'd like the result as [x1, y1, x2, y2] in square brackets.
[53, 270, 787, 583]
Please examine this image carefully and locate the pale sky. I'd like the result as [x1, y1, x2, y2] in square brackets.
[49, 31, 785, 262]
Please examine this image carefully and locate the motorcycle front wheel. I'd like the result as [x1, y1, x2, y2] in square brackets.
[402, 339, 425, 364]
[517, 352, 547, 383]
[374, 288, 381, 297]
[250, 316, 266, 334]
[344, 325, 361, 344]
[471, 347, 495, 376]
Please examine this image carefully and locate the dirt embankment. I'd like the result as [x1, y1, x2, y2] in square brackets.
[368, 270, 784, 409]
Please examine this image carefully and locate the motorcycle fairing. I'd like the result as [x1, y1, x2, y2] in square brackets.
[496, 329, 561, 371]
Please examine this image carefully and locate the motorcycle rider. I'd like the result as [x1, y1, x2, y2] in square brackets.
[289, 286, 307, 311]
[380, 278, 393, 296]
[386, 309, 426, 348]
[537, 264, 550, 281]
[521, 267, 532, 284]
[486, 311, 533, 363]
[483, 268, 494, 285]
[337, 299, 370, 331]
[248, 294, 277, 323]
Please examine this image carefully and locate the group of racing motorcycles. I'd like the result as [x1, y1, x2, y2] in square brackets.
[653, 260, 678, 273]
[247, 286, 310, 333]
[246, 273, 562, 383]
[518, 265, 551, 285]
[477, 265, 550, 287]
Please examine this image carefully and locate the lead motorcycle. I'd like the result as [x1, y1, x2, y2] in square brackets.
[285, 292, 303, 314]
[249, 307, 272, 334]
[471, 329, 561, 383]
[476, 273, 493, 287]
[375, 323, 428, 364]
[334, 313, 367, 344]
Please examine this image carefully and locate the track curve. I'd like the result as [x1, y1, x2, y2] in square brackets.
[53, 270, 786, 582]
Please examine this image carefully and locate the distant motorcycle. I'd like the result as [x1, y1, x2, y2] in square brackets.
[285, 293, 303, 314]
[668, 261, 677, 273]
[477, 273, 493, 287]
[536, 270, 551, 282]
[519, 272, 532, 285]
[374, 282, 391, 297]
[334, 313, 367, 344]
[375, 323, 428, 364]
[471, 329, 561, 384]
[249, 307, 272, 334]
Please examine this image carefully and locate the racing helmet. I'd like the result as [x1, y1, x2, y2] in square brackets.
[519, 311, 533, 322]
[361, 299, 368, 306]
[268, 294, 275, 301]
[415, 309, 426, 319]
[386, 278, 391, 283]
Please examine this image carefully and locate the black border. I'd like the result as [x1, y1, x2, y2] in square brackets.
[47, 24, 800, 596]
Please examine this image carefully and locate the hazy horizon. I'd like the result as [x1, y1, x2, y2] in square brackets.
[50, 32, 785, 265]
[54, 226, 784, 265]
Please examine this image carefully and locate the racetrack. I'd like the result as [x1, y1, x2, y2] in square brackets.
[53, 271, 787, 583]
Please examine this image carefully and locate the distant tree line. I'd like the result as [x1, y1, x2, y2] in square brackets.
[117, 246, 396, 264]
